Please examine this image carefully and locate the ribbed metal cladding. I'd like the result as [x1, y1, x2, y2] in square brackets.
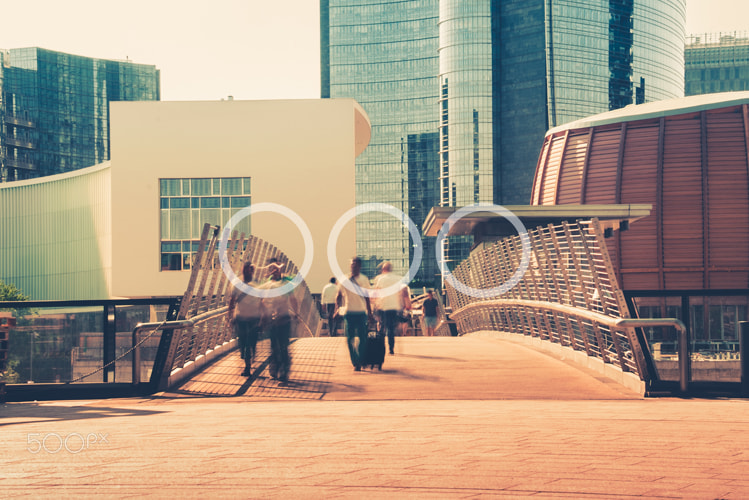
[532, 101, 749, 291]
[0, 164, 112, 300]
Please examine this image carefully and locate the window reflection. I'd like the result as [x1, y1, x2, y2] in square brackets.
[159, 177, 251, 271]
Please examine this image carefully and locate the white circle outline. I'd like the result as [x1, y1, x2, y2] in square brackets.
[327, 203, 423, 298]
[218, 202, 313, 298]
[43, 433, 63, 454]
[65, 433, 86, 454]
[436, 204, 531, 299]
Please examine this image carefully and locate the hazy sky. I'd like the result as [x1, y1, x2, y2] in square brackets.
[2, 0, 748, 102]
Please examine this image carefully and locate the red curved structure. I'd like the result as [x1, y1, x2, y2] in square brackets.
[531, 93, 749, 291]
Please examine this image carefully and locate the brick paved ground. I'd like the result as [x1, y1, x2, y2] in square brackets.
[3, 332, 749, 498]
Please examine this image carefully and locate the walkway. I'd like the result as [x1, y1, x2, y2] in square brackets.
[3, 332, 749, 498]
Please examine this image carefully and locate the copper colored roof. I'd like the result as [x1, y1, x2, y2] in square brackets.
[532, 93, 749, 291]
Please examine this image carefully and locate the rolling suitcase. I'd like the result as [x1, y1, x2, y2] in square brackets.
[364, 330, 386, 370]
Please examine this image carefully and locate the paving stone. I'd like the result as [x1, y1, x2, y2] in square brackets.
[4, 333, 749, 497]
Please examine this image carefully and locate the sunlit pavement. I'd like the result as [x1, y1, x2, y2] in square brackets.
[3, 332, 749, 498]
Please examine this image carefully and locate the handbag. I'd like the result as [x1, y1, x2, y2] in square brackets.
[333, 305, 346, 318]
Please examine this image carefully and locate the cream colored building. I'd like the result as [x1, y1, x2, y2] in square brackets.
[0, 99, 370, 300]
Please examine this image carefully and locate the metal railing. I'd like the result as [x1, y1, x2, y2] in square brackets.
[131, 306, 227, 385]
[446, 219, 666, 389]
[616, 318, 688, 392]
[152, 223, 322, 391]
[1, 224, 322, 399]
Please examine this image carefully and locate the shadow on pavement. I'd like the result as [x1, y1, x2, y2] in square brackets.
[0, 402, 167, 427]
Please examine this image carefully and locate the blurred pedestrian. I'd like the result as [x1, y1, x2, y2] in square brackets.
[259, 260, 298, 382]
[373, 261, 411, 355]
[335, 256, 373, 371]
[228, 261, 262, 376]
[321, 277, 340, 336]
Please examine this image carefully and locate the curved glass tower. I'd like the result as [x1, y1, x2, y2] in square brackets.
[438, 0, 494, 208]
[321, 0, 685, 286]
[632, 0, 685, 102]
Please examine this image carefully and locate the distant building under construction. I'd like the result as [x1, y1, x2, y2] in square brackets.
[686, 32, 749, 96]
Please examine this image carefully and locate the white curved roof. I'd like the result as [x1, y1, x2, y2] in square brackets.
[547, 91, 749, 136]
[0, 161, 111, 190]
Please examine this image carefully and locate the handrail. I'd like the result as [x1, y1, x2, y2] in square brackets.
[133, 304, 315, 386]
[451, 300, 689, 391]
[443, 218, 692, 393]
[132, 306, 228, 384]
[615, 318, 689, 393]
[451, 298, 617, 330]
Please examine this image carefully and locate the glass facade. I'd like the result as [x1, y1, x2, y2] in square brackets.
[322, 0, 441, 283]
[685, 32, 749, 96]
[545, 0, 611, 127]
[0, 47, 160, 182]
[322, 0, 685, 285]
[159, 177, 251, 271]
[4, 303, 168, 384]
[439, 0, 494, 207]
[633, 294, 748, 383]
[631, 0, 685, 103]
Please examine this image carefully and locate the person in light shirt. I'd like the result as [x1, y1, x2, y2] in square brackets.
[258, 260, 298, 382]
[373, 261, 411, 355]
[320, 277, 340, 336]
[334, 256, 374, 371]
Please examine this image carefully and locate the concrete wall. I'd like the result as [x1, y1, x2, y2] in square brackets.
[110, 99, 370, 297]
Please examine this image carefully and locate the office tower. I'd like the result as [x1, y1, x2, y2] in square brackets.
[685, 32, 749, 96]
[321, 0, 440, 283]
[321, 0, 685, 283]
[0, 47, 160, 182]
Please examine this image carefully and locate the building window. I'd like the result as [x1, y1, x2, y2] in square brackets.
[159, 177, 251, 271]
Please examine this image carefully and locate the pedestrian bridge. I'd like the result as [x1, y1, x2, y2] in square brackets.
[5, 227, 749, 499]
[169, 333, 640, 401]
[0, 220, 706, 403]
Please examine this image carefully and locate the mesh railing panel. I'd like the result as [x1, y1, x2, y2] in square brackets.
[166, 224, 321, 375]
[446, 219, 645, 379]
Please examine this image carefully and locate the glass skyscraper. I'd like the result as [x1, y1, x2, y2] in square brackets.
[0, 47, 160, 182]
[322, 0, 440, 283]
[321, 0, 685, 284]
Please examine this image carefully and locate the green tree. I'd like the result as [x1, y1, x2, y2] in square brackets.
[0, 278, 29, 302]
[0, 279, 33, 318]
[0, 279, 32, 384]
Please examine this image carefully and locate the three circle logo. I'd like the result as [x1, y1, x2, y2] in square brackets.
[218, 202, 529, 299]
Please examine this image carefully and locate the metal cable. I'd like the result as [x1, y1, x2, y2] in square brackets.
[67, 317, 169, 384]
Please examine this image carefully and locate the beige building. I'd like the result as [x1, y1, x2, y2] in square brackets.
[0, 99, 370, 299]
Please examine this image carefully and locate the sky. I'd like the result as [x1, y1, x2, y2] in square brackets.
[2, 0, 748, 102]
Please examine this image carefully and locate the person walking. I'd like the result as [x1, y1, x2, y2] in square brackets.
[321, 277, 340, 336]
[373, 261, 411, 355]
[334, 256, 373, 371]
[258, 260, 298, 382]
[422, 289, 439, 337]
[228, 261, 262, 376]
